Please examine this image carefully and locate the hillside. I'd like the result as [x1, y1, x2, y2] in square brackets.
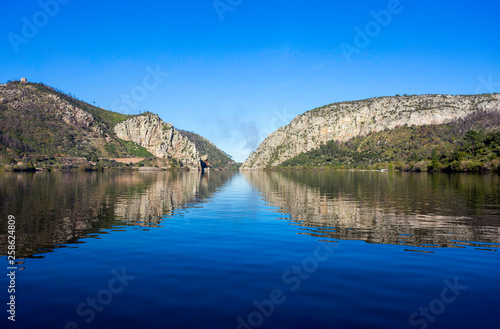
[0, 81, 132, 158]
[178, 130, 239, 169]
[0, 80, 236, 170]
[241, 93, 500, 170]
[279, 111, 500, 172]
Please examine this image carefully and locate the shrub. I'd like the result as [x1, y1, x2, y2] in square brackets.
[403, 161, 415, 172]
[0, 156, 15, 165]
[78, 164, 92, 171]
[466, 160, 482, 172]
[429, 161, 444, 172]
[413, 161, 430, 172]
[488, 159, 500, 172]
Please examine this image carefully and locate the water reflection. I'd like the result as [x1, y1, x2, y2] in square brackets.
[243, 171, 500, 249]
[114, 170, 226, 226]
[0, 171, 234, 258]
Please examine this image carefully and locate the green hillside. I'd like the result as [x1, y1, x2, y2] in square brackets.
[0, 80, 238, 171]
[0, 81, 136, 159]
[279, 111, 500, 172]
[31, 83, 131, 129]
[178, 130, 239, 169]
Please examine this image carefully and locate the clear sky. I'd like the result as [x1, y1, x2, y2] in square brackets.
[1, 0, 499, 162]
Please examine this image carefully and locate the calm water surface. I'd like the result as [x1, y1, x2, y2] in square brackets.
[0, 171, 499, 329]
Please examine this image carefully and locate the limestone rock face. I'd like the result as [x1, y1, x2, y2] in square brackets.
[0, 82, 232, 165]
[47, 94, 100, 132]
[114, 113, 200, 170]
[241, 94, 500, 169]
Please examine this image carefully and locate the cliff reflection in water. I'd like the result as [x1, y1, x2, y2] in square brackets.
[0, 171, 234, 259]
[243, 171, 500, 249]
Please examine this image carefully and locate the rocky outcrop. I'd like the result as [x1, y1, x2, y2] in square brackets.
[1, 81, 236, 168]
[241, 94, 500, 169]
[0, 82, 122, 157]
[0, 83, 99, 132]
[114, 113, 200, 170]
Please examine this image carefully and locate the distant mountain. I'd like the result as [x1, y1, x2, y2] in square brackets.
[178, 130, 239, 169]
[241, 93, 500, 170]
[0, 80, 237, 170]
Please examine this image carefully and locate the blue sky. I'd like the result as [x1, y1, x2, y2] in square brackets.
[1, 0, 499, 162]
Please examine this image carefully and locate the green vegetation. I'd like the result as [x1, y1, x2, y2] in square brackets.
[0, 81, 148, 170]
[178, 130, 240, 169]
[0, 81, 239, 171]
[136, 157, 161, 168]
[117, 138, 154, 157]
[279, 111, 500, 173]
[31, 82, 130, 129]
[0, 153, 137, 172]
[0, 81, 134, 158]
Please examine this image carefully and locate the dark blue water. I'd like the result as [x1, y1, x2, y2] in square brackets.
[0, 171, 499, 329]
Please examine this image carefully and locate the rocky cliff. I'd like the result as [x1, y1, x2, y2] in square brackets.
[114, 113, 200, 170]
[0, 81, 237, 170]
[241, 94, 500, 169]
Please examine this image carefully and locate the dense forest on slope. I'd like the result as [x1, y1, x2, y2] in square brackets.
[279, 111, 500, 172]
